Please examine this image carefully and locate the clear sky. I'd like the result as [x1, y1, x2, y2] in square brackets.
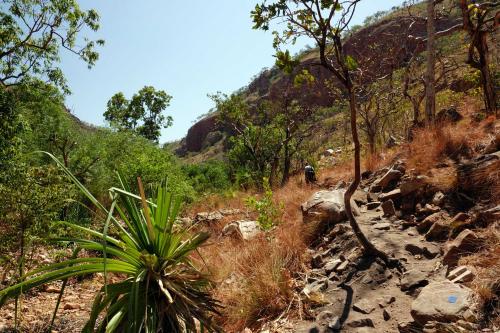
[60, 0, 406, 143]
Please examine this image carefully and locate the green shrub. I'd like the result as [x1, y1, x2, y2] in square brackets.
[245, 178, 283, 230]
[183, 160, 232, 193]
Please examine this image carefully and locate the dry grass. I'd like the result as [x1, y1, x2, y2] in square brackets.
[460, 226, 500, 327]
[199, 221, 307, 331]
[404, 100, 497, 193]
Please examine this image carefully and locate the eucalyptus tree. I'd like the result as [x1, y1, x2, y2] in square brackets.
[252, 0, 395, 263]
[0, 0, 104, 91]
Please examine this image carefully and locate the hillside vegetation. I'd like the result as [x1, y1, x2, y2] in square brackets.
[0, 0, 498, 333]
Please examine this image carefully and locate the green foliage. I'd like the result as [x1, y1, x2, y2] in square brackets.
[245, 178, 283, 230]
[0, 154, 222, 333]
[275, 50, 299, 74]
[104, 86, 173, 142]
[0, 0, 104, 90]
[182, 160, 232, 193]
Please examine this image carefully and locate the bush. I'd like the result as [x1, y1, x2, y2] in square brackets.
[183, 160, 232, 193]
[245, 178, 284, 230]
[0, 154, 222, 332]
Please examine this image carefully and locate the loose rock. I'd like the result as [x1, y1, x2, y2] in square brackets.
[400, 270, 428, 291]
[195, 211, 223, 223]
[381, 199, 396, 217]
[353, 299, 376, 314]
[411, 280, 476, 324]
[442, 229, 480, 268]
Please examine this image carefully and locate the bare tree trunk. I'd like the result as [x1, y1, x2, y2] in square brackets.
[425, 0, 436, 124]
[269, 156, 280, 187]
[281, 139, 291, 187]
[344, 86, 391, 262]
[478, 32, 498, 116]
[367, 126, 376, 156]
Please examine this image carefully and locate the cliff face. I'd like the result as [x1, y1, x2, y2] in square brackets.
[177, 15, 459, 157]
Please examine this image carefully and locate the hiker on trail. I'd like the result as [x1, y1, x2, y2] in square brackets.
[304, 163, 316, 184]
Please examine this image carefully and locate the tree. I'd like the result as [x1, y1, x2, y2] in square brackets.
[252, 0, 393, 263]
[358, 76, 402, 155]
[459, 0, 499, 115]
[104, 86, 173, 143]
[425, 0, 437, 123]
[0, 0, 104, 90]
[212, 92, 281, 187]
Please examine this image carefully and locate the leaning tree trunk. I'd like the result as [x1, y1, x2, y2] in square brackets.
[425, 0, 436, 124]
[344, 86, 391, 263]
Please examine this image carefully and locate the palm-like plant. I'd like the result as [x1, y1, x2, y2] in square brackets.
[0, 153, 222, 332]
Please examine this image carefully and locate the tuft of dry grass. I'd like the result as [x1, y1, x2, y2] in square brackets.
[199, 222, 306, 331]
[460, 226, 500, 327]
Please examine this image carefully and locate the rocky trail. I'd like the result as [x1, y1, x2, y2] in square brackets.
[260, 154, 499, 333]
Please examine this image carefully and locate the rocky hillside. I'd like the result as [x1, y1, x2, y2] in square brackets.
[175, 12, 460, 159]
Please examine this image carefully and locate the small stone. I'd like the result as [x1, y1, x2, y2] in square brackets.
[400, 175, 428, 195]
[432, 192, 446, 206]
[417, 212, 449, 233]
[63, 302, 80, 310]
[327, 317, 341, 330]
[311, 254, 323, 269]
[366, 201, 381, 210]
[373, 222, 391, 230]
[377, 295, 396, 308]
[400, 270, 428, 291]
[378, 189, 402, 202]
[194, 211, 223, 223]
[44, 285, 60, 293]
[425, 221, 451, 241]
[367, 192, 379, 202]
[316, 310, 335, 322]
[451, 271, 475, 283]
[383, 309, 391, 321]
[381, 199, 396, 217]
[346, 318, 375, 328]
[336, 260, 349, 272]
[324, 259, 342, 274]
[302, 279, 328, 296]
[443, 229, 480, 268]
[353, 299, 375, 314]
[372, 168, 403, 190]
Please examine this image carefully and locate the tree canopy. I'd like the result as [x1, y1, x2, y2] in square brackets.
[0, 0, 104, 91]
[104, 86, 173, 142]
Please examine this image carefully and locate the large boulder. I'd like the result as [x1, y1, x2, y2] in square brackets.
[302, 190, 360, 225]
[411, 280, 476, 324]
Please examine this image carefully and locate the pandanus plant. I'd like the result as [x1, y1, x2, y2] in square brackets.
[0, 153, 222, 332]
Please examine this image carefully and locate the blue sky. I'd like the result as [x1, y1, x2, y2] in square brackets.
[60, 0, 406, 143]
